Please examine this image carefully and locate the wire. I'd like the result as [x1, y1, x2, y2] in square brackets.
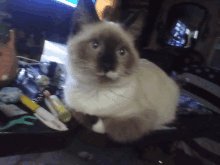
[16, 56, 40, 64]
[19, 61, 40, 65]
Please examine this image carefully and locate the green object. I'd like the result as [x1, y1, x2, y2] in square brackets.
[0, 115, 38, 131]
[60, 112, 72, 123]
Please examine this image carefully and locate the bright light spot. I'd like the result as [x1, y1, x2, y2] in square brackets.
[194, 30, 199, 39]
[44, 40, 67, 55]
[55, 0, 77, 8]
[159, 160, 163, 164]
[185, 29, 190, 35]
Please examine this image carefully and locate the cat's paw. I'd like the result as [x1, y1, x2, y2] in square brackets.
[92, 118, 105, 134]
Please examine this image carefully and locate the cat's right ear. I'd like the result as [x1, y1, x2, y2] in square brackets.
[121, 10, 146, 41]
[71, 0, 100, 35]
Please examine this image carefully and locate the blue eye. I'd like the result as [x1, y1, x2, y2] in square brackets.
[119, 48, 125, 56]
[92, 40, 99, 49]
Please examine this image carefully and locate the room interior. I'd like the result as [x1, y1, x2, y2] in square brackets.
[0, 0, 220, 164]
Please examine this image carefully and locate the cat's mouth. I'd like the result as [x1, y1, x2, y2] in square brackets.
[96, 71, 119, 82]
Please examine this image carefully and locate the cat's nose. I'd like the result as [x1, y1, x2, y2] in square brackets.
[102, 63, 113, 73]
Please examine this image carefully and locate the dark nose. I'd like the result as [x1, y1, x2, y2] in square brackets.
[99, 52, 117, 73]
[101, 63, 113, 73]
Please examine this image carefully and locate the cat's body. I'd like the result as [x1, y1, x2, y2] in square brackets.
[64, 0, 180, 142]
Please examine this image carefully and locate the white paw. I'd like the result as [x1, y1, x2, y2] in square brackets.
[92, 118, 105, 134]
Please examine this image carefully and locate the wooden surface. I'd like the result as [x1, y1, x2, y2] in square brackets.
[0, 30, 18, 87]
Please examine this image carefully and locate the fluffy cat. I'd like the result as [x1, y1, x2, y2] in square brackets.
[64, 0, 180, 143]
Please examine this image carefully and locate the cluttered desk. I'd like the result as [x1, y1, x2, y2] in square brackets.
[0, 29, 79, 157]
[0, 0, 91, 156]
[1, 13, 220, 156]
[1, 1, 220, 165]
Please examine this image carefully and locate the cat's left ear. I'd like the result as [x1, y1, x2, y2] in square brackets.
[121, 10, 146, 41]
[71, 0, 100, 35]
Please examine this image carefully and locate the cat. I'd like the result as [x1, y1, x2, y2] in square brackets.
[64, 0, 180, 143]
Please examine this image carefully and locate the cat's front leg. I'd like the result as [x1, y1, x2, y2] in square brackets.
[65, 106, 85, 128]
[70, 110, 100, 129]
[66, 106, 104, 131]
[92, 118, 106, 134]
[66, 105, 106, 132]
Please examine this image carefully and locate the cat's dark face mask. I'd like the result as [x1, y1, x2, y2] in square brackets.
[68, 0, 141, 83]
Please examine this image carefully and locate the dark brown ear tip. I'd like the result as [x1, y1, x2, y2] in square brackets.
[71, 21, 81, 35]
[121, 10, 144, 29]
[71, 0, 100, 35]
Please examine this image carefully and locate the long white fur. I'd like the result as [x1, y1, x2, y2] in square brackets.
[64, 21, 180, 134]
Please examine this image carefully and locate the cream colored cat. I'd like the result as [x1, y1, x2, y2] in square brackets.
[64, 0, 180, 142]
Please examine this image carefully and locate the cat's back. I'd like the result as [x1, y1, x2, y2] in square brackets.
[135, 59, 180, 126]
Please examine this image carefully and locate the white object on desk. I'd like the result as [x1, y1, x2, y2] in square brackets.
[41, 40, 68, 64]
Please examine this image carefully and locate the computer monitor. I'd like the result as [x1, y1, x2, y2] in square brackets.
[2, 0, 96, 44]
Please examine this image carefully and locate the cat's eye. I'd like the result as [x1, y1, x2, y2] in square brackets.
[119, 48, 126, 56]
[91, 40, 99, 49]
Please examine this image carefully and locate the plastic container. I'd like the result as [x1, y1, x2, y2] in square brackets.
[44, 90, 71, 123]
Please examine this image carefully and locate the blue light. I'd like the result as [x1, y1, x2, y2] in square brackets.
[54, 0, 96, 7]
[54, 0, 77, 7]
[66, 0, 78, 3]
[167, 20, 187, 47]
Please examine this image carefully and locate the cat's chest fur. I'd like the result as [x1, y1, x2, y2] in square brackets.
[65, 59, 179, 126]
[64, 77, 138, 117]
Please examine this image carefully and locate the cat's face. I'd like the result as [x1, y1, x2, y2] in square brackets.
[68, 21, 139, 85]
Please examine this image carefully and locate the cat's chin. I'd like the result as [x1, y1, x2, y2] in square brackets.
[74, 75, 120, 87]
[97, 76, 120, 85]
[72, 70, 134, 87]
[96, 71, 119, 80]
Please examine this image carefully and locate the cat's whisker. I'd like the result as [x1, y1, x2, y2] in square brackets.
[103, 93, 122, 110]
[96, 72, 105, 76]
[105, 94, 124, 111]
[96, 89, 102, 113]
[85, 89, 95, 95]
[72, 88, 94, 95]
[108, 89, 132, 101]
